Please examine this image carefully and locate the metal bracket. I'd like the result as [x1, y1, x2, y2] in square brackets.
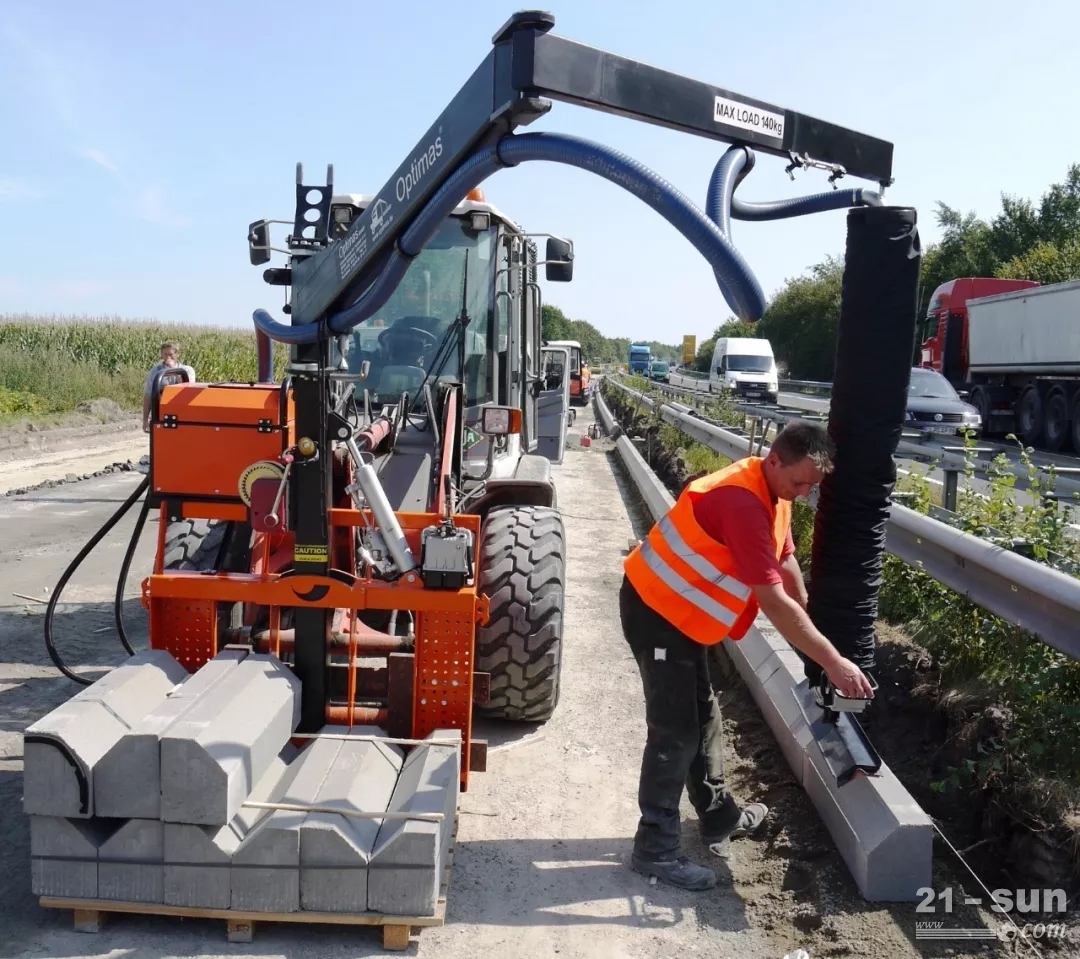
[162, 414, 178, 429]
[795, 679, 882, 787]
[475, 593, 491, 628]
[257, 418, 274, 433]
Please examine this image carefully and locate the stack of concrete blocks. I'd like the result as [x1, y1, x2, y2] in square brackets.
[24, 648, 462, 917]
[24, 648, 302, 904]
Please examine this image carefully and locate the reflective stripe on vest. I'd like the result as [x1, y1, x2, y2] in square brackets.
[636, 516, 751, 627]
[623, 456, 789, 646]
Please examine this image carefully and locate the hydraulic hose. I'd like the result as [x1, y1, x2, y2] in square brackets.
[254, 130, 768, 342]
[252, 133, 887, 345]
[114, 493, 153, 656]
[44, 475, 149, 685]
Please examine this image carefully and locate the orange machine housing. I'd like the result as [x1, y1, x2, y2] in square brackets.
[150, 381, 295, 521]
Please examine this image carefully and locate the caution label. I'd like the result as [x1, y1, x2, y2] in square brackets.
[713, 95, 785, 144]
[294, 544, 328, 562]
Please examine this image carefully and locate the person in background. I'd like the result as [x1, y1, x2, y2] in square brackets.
[619, 420, 874, 891]
[143, 341, 195, 432]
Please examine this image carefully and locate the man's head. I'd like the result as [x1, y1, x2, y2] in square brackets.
[160, 341, 180, 367]
[763, 420, 835, 501]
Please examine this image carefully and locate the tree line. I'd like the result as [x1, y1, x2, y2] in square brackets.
[541, 304, 680, 366]
[688, 164, 1080, 380]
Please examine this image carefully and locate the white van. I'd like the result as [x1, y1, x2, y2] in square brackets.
[708, 337, 778, 402]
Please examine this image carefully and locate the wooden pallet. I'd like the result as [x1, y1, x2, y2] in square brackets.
[40, 824, 457, 952]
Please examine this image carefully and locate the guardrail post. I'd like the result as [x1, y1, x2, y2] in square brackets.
[942, 468, 959, 512]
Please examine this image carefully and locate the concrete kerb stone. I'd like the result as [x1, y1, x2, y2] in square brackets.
[231, 731, 345, 913]
[164, 742, 302, 909]
[367, 728, 460, 917]
[29, 816, 123, 899]
[95, 649, 250, 819]
[300, 727, 405, 913]
[97, 819, 164, 904]
[23, 650, 188, 818]
[160, 654, 301, 826]
[719, 621, 934, 901]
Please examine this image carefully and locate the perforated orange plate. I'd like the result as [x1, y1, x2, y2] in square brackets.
[150, 597, 216, 673]
[413, 610, 474, 787]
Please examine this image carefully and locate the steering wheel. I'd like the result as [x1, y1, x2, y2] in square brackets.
[377, 317, 442, 353]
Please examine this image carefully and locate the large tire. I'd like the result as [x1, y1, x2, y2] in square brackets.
[162, 519, 251, 637]
[163, 518, 229, 571]
[474, 505, 565, 722]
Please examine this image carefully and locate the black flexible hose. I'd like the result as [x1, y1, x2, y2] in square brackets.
[44, 475, 149, 685]
[114, 492, 153, 656]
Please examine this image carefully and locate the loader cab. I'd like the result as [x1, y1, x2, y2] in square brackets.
[543, 339, 590, 406]
[326, 190, 574, 479]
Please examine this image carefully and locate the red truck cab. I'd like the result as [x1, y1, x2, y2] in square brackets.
[919, 277, 1040, 382]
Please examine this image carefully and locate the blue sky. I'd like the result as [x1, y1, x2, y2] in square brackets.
[2, 0, 1079, 346]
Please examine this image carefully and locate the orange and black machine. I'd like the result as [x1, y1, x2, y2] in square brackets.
[139, 10, 896, 789]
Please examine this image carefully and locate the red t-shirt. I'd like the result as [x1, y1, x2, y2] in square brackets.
[691, 486, 794, 586]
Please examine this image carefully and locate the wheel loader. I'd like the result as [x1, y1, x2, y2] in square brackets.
[155, 180, 577, 781]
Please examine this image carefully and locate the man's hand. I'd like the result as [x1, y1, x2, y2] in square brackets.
[824, 656, 874, 699]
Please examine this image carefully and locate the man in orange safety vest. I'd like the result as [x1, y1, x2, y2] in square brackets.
[620, 419, 874, 891]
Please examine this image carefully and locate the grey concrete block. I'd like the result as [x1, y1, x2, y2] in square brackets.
[23, 650, 187, 817]
[300, 728, 404, 913]
[95, 649, 249, 819]
[98, 819, 163, 903]
[718, 620, 933, 901]
[160, 654, 301, 826]
[231, 731, 345, 913]
[368, 729, 460, 917]
[29, 816, 123, 898]
[164, 743, 300, 909]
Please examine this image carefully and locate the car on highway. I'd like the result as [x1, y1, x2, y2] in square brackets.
[648, 359, 670, 382]
[906, 367, 982, 435]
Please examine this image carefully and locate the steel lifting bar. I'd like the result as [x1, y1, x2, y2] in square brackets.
[289, 10, 894, 326]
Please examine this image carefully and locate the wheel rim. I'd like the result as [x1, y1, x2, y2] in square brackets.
[1019, 389, 1041, 441]
[1045, 394, 1068, 447]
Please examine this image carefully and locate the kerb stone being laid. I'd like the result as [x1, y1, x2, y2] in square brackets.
[23, 650, 187, 818]
[160, 654, 301, 826]
[720, 617, 933, 901]
[300, 727, 404, 913]
[95, 649, 249, 819]
[164, 743, 301, 909]
[367, 729, 460, 917]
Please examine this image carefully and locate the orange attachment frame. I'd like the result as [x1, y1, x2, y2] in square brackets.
[144, 508, 487, 787]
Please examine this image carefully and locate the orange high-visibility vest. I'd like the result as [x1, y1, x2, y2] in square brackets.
[623, 456, 791, 646]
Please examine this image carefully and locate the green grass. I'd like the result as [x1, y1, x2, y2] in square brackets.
[0, 315, 289, 424]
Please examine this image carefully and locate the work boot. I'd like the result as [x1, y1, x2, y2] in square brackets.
[703, 802, 769, 857]
[631, 855, 717, 891]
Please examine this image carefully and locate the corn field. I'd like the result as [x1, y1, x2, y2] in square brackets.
[0, 315, 290, 420]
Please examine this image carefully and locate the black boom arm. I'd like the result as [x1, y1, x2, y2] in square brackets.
[287, 10, 893, 328]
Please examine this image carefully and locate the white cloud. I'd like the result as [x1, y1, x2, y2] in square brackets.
[79, 147, 119, 175]
[0, 178, 45, 202]
[132, 186, 192, 229]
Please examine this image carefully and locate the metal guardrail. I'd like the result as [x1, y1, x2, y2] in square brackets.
[622, 373, 1080, 503]
[602, 376, 1080, 662]
[780, 377, 833, 394]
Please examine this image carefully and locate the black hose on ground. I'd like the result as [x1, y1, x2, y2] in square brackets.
[802, 206, 922, 687]
[44, 475, 150, 685]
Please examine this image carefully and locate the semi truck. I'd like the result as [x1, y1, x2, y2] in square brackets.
[629, 342, 652, 374]
[919, 276, 1080, 450]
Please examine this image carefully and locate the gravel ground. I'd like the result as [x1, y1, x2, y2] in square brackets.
[0, 403, 1062, 958]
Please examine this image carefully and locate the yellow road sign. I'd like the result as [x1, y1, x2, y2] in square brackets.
[682, 335, 697, 365]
